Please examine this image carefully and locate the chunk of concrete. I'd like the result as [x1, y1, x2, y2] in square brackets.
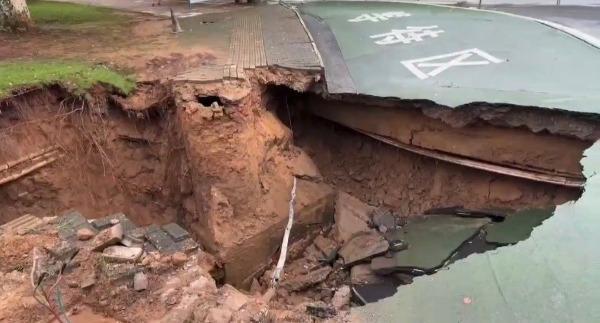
[281, 266, 332, 292]
[339, 231, 388, 266]
[351, 264, 386, 285]
[162, 223, 191, 242]
[102, 245, 143, 263]
[313, 235, 339, 259]
[334, 192, 375, 243]
[133, 272, 148, 291]
[91, 224, 123, 252]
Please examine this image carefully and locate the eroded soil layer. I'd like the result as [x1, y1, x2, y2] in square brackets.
[0, 68, 593, 294]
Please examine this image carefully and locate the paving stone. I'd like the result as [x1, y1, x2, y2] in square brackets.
[145, 225, 176, 253]
[91, 223, 123, 252]
[102, 246, 143, 263]
[92, 213, 137, 233]
[133, 272, 148, 291]
[338, 231, 388, 266]
[57, 211, 94, 240]
[1, 214, 43, 235]
[162, 223, 190, 242]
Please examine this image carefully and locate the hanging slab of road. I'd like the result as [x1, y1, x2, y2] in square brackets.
[299, 1, 600, 114]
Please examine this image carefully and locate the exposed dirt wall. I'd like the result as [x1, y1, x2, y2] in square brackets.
[292, 115, 581, 216]
[0, 87, 181, 225]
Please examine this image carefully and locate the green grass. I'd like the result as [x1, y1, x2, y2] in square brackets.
[0, 61, 136, 98]
[28, 0, 125, 25]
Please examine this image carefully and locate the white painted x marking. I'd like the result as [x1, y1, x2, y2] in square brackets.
[401, 48, 504, 80]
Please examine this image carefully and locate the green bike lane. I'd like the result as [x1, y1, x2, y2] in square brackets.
[299, 2, 600, 114]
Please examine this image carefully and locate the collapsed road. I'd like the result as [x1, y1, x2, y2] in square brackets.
[2, 1, 600, 322]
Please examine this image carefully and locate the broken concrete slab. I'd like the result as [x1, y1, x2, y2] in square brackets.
[57, 211, 95, 240]
[162, 223, 191, 242]
[485, 208, 553, 245]
[91, 223, 123, 252]
[334, 192, 375, 243]
[313, 235, 338, 260]
[383, 215, 491, 272]
[339, 231, 388, 266]
[174, 238, 199, 254]
[351, 264, 387, 285]
[102, 246, 143, 263]
[281, 266, 332, 292]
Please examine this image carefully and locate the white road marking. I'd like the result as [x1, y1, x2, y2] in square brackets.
[370, 26, 444, 45]
[348, 12, 411, 23]
[401, 48, 504, 80]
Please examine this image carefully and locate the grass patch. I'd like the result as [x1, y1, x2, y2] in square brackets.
[28, 0, 125, 25]
[0, 61, 136, 98]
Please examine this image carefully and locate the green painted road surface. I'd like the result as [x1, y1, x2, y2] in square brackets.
[354, 142, 600, 322]
[300, 2, 600, 114]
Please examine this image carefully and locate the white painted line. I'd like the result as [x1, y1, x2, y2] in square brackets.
[370, 26, 444, 45]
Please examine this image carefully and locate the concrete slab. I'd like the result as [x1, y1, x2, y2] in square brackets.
[485, 208, 554, 244]
[57, 211, 94, 240]
[382, 215, 490, 271]
[339, 231, 388, 266]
